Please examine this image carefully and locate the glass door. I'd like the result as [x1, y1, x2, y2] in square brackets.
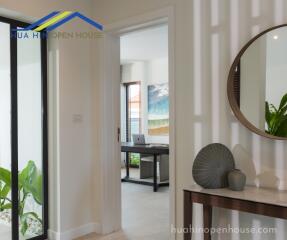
[0, 17, 48, 240]
[16, 30, 47, 240]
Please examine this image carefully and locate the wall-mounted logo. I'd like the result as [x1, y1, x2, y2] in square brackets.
[12, 11, 103, 39]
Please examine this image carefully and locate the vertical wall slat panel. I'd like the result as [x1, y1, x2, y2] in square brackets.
[189, 0, 287, 239]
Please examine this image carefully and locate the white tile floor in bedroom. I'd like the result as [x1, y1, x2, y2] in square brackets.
[77, 174, 169, 240]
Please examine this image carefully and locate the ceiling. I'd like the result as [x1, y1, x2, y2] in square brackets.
[120, 24, 168, 63]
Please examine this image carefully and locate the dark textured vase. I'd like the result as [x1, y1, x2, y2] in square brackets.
[192, 143, 235, 189]
[228, 169, 246, 191]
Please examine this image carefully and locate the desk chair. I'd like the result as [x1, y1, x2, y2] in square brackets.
[140, 154, 169, 182]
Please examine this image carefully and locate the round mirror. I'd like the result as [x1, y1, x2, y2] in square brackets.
[228, 24, 287, 140]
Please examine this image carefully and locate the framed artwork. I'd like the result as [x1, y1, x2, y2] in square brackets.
[148, 83, 169, 136]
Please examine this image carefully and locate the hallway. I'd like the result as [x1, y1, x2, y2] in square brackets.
[78, 182, 169, 240]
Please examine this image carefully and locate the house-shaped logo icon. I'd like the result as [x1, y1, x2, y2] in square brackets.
[14, 11, 103, 32]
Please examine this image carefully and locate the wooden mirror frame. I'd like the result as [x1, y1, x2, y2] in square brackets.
[227, 24, 287, 140]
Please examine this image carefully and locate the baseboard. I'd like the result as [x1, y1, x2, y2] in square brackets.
[48, 222, 101, 240]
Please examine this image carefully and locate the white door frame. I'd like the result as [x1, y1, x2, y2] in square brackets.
[98, 6, 176, 239]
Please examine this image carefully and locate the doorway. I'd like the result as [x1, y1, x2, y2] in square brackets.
[0, 16, 48, 240]
[98, 7, 175, 239]
[120, 24, 170, 239]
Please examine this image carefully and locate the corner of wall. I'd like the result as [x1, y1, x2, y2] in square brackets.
[48, 222, 102, 240]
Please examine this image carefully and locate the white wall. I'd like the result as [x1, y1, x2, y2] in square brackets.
[121, 61, 145, 83]
[94, 0, 287, 239]
[121, 58, 169, 144]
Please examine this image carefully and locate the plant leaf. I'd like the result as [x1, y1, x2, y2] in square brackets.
[270, 104, 278, 112]
[19, 160, 37, 192]
[1, 184, 10, 199]
[20, 214, 29, 236]
[20, 211, 43, 236]
[27, 174, 43, 205]
[278, 103, 287, 117]
[275, 117, 287, 137]
[265, 101, 272, 131]
[23, 211, 43, 224]
[1, 203, 11, 210]
[0, 168, 11, 186]
[279, 93, 287, 110]
[20, 161, 43, 205]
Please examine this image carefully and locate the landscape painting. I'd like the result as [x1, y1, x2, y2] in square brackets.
[148, 83, 169, 136]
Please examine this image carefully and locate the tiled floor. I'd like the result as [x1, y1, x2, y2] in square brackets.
[121, 167, 141, 179]
[77, 179, 169, 240]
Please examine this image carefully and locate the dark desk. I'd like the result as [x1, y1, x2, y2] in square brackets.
[121, 142, 169, 192]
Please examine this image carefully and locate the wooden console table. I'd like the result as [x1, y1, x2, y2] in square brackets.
[184, 185, 287, 240]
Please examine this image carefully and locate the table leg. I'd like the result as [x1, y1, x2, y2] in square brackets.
[184, 191, 193, 240]
[126, 152, 129, 178]
[203, 205, 212, 240]
[153, 154, 158, 192]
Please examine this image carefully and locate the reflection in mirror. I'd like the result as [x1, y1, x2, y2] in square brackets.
[233, 26, 287, 138]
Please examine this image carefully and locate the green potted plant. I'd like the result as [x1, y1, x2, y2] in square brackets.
[266, 93, 287, 137]
[0, 160, 43, 236]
